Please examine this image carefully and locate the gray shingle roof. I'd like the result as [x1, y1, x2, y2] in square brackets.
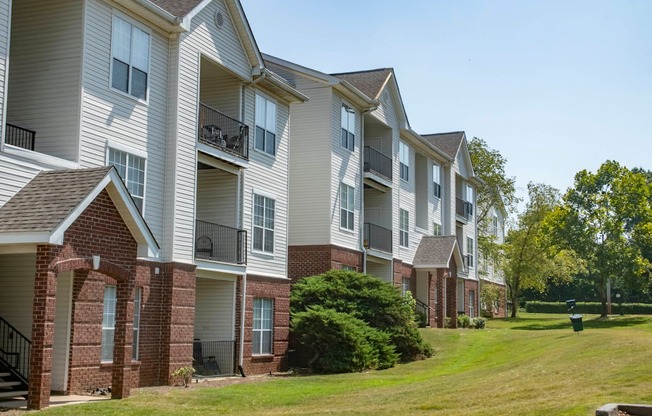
[413, 236, 458, 267]
[422, 131, 465, 159]
[148, 0, 203, 17]
[0, 167, 112, 233]
[332, 68, 393, 100]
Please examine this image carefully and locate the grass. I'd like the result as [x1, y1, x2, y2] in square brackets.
[39, 313, 652, 415]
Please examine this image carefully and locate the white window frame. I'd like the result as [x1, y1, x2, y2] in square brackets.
[341, 104, 355, 151]
[432, 163, 441, 198]
[399, 142, 409, 181]
[492, 214, 499, 236]
[340, 182, 355, 231]
[101, 285, 117, 363]
[465, 184, 474, 217]
[399, 208, 409, 247]
[254, 93, 277, 156]
[467, 236, 474, 268]
[110, 13, 151, 101]
[253, 192, 275, 254]
[132, 287, 142, 361]
[252, 298, 273, 355]
[107, 146, 147, 213]
[433, 222, 442, 236]
[402, 277, 410, 296]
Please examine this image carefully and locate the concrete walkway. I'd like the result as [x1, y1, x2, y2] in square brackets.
[0, 394, 109, 411]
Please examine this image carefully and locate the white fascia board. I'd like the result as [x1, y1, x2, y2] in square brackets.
[197, 143, 249, 169]
[260, 69, 309, 103]
[0, 232, 51, 245]
[3, 145, 79, 170]
[414, 263, 450, 269]
[195, 259, 246, 276]
[262, 54, 335, 84]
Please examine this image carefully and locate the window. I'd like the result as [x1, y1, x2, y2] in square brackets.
[467, 236, 474, 268]
[255, 94, 277, 155]
[465, 184, 474, 217]
[252, 298, 273, 355]
[340, 183, 355, 231]
[399, 142, 409, 181]
[433, 222, 442, 236]
[402, 277, 410, 296]
[492, 214, 499, 236]
[132, 287, 142, 361]
[101, 286, 117, 362]
[253, 194, 275, 253]
[433, 163, 441, 198]
[400, 209, 409, 247]
[111, 15, 149, 100]
[341, 105, 355, 151]
[342, 265, 356, 271]
[108, 147, 146, 212]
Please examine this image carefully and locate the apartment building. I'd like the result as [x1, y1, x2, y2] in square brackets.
[0, 0, 305, 409]
[478, 203, 508, 317]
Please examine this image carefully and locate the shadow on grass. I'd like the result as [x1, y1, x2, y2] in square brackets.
[505, 316, 649, 331]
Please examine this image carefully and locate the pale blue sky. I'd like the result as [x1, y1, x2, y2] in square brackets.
[241, 1, 652, 197]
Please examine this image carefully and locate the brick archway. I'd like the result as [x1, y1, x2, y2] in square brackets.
[50, 256, 130, 282]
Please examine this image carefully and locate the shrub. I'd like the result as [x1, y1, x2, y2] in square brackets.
[525, 301, 652, 315]
[444, 317, 453, 328]
[457, 314, 471, 329]
[471, 317, 486, 329]
[291, 270, 432, 366]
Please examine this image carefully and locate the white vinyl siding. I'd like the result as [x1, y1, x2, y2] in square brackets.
[252, 298, 273, 355]
[340, 183, 354, 231]
[111, 15, 150, 100]
[253, 193, 275, 254]
[101, 285, 117, 362]
[194, 276, 236, 341]
[0, 154, 43, 207]
[399, 209, 409, 247]
[0, 0, 10, 135]
[132, 287, 142, 360]
[255, 94, 277, 156]
[0, 253, 36, 337]
[341, 104, 355, 151]
[6, 0, 83, 162]
[108, 147, 146, 212]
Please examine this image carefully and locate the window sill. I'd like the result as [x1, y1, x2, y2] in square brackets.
[251, 250, 275, 259]
[109, 86, 149, 106]
[252, 147, 277, 160]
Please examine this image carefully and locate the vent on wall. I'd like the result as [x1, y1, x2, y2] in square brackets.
[214, 11, 224, 28]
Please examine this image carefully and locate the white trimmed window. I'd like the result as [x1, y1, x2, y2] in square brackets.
[111, 15, 150, 100]
[101, 285, 117, 362]
[433, 222, 442, 236]
[399, 142, 409, 181]
[467, 236, 474, 268]
[132, 287, 142, 361]
[465, 184, 474, 217]
[108, 147, 146, 212]
[340, 183, 355, 231]
[402, 277, 410, 296]
[252, 298, 273, 355]
[342, 265, 356, 271]
[255, 94, 277, 156]
[341, 104, 355, 151]
[253, 194, 275, 253]
[433, 163, 441, 198]
[399, 209, 409, 247]
[492, 214, 499, 236]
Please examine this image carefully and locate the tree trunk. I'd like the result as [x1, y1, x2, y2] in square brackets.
[510, 291, 518, 318]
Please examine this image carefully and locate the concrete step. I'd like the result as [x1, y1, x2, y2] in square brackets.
[0, 390, 27, 399]
[0, 381, 21, 388]
[0, 372, 11, 378]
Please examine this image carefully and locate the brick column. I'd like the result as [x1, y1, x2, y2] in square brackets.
[111, 279, 134, 399]
[28, 245, 58, 410]
[447, 276, 458, 328]
[427, 272, 436, 327]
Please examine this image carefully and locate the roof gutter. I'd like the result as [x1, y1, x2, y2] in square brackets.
[132, 0, 188, 32]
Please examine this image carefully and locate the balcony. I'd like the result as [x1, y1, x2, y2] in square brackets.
[364, 222, 393, 253]
[456, 197, 473, 222]
[192, 339, 235, 376]
[363, 146, 392, 181]
[195, 220, 247, 265]
[5, 123, 35, 151]
[198, 104, 249, 160]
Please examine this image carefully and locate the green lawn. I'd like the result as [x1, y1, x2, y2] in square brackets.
[41, 313, 652, 415]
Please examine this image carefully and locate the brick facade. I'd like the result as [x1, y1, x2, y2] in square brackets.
[288, 245, 363, 281]
[461, 279, 480, 318]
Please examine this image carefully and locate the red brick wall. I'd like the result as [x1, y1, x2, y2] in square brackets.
[288, 245, 363, 281]
[239, 275, 291, 375]
[462, 280, 479, 318]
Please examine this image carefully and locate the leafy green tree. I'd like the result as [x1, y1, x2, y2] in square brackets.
[291, 270, 432, 367]
[546, 161, 652, 317]
[468, 137, 518, 272]
[504, 183, 582, 317]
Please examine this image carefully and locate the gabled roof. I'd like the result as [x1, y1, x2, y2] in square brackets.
[413, 236, 463, 269]
[0, 167, 159, 258]
[332, 68, 393, 100]
[148, 0, 203, 17]
[421, 131, 466, 160]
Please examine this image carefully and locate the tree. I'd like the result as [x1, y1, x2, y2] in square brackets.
[546, 161, 652, 317]
[468, 137, 518, 272]
[504, 183, 581, 317]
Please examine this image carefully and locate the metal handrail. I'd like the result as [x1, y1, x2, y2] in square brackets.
[198, 104, 249, 159]
[195, 220, 247, 265]
[5, 123, 36, 151]
[364, 222, 392, 253]
[363, 146, 392, 181]
[0, 316, 31, 383]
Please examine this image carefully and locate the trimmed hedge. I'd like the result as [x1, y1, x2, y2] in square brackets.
[525, 301, 652, 315]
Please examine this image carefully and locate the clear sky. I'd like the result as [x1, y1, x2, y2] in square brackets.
[240, 0, 652, 198]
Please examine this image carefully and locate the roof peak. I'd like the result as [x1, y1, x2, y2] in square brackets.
[331, 67, 393, 77]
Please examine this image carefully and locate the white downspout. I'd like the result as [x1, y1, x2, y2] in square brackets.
[239, 272, 247, 374]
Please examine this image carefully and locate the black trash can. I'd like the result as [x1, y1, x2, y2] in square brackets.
[569, 314, 583, 332]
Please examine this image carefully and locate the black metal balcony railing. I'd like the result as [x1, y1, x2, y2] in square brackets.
[195, 220, 247, 265]
[193, 339, 235, 376]
[364, 222, 392, 253]
[363, 146, 393, 181]
[5, 123, 35, 151]
[456, 197, 473, 220]
[415, 299, 430, 324]
[198, 104, 249, 159]
[0, 316, 31, 384]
